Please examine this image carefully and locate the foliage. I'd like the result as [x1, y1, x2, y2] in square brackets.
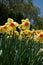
[0, 2, 25, 25]
[0, 3, 9, 25]
[33, 16, 43, 29]
[0, 33, 43, 65]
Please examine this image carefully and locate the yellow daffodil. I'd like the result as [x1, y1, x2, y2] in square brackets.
[5, 18, 14, 25]
[4, 18, 19, 34]
[19, 35, 23, 40]
[0, 18, 43, 43]
[1, 25, 8, 33]
[20, 30, 25, 35]
[33, 32, 43, 43]
[38, 32, 43, 43]
[0, 26, 3, 33]
[21, 18, 30, 29]
[14, 31, 19, 38]
[18, 24, 25, 30]
[33, 30, 42, 35]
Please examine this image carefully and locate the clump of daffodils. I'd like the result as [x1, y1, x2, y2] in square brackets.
[0, 18, 43, 43]
[18, 18, 30, 30]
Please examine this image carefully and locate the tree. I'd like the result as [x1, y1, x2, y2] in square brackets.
[0, 0, 43, 29]
[0, 2, 25, 25]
